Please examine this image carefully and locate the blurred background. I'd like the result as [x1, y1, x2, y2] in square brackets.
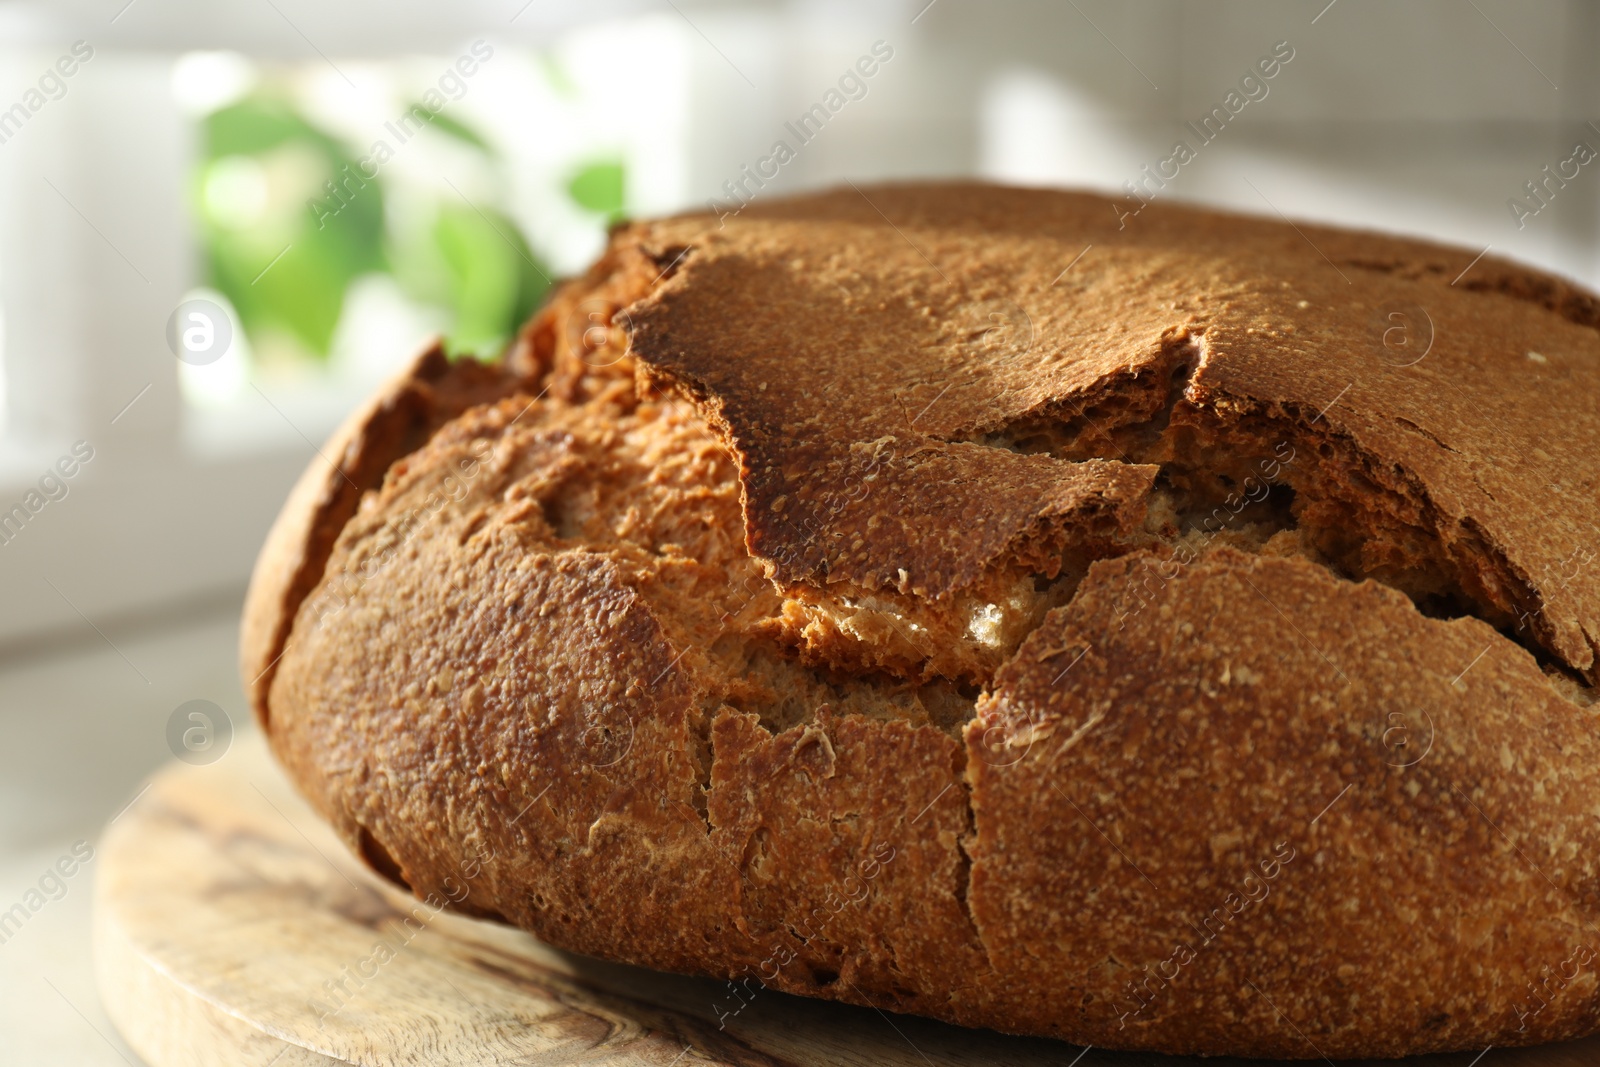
[0, 0, 1594, 1060]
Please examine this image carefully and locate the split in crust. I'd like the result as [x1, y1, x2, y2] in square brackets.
[244, 183, 1600, 1059]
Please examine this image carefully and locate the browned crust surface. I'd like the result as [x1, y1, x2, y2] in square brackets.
[624, 185, 1599, 679]
[239, 341, 534, 723]
[245, 183, 1600, 1058]
[970, 549, 1600, 1055]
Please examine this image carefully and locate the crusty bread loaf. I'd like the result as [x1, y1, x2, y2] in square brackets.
[242, 182, 1600, 1059]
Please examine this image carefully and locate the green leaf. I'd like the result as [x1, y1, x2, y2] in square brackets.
[392, 201, 551, 358]
[196, 97, 388, 359]
[194, 92, 553, 365]
[538, 53, 579, 98]
[210, 240, 351, 357]
[566, 159, 626, 220]
[401, 103, 495, 153]
[205, 96, 344, 162]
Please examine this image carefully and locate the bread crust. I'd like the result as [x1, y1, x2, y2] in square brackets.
[239, 340, 533, 723]
[246, 183, 1600, 1057]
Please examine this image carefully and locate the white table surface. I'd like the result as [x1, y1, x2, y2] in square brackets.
[0, 599, 247, 1065]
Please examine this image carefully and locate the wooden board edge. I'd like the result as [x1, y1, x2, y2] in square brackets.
[94, 879, 345, 1067]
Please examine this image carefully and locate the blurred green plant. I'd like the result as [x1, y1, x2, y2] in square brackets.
[198, 97, 387, 360]
[193, 83, 622, 366]
[566, 159, 626, 224]
[385, 105, 550, 357]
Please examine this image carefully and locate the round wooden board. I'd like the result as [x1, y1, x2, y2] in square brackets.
[94, 732, 1600, 1067]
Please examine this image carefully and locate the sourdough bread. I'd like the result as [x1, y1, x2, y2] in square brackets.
[244, 183, 1600, 1058]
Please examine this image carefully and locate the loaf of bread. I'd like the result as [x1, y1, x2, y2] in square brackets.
[242, 183, 1600, 1059]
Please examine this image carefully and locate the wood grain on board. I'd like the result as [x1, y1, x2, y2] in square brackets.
[93, 732, 1600, 1067]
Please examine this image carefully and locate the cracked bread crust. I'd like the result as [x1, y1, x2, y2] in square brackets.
[624, 184, 1600, 680]
[973, 549, 1600, 1054]
[248, 183, 1600, 1058]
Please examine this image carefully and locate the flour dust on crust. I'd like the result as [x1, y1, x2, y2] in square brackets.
[248, 182, 1600, 1059]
